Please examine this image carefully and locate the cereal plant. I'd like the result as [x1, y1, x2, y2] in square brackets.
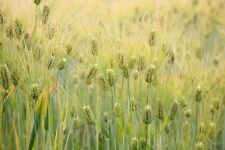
[0, 0, 225, 149]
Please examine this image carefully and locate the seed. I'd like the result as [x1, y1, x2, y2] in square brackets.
[83, 106, 95, 125]
[47, 54, 55, 69]
[91, 38, 98, 56]
[107, 69, 115, 87]
[42, 6, 50, 24]
[0, 11, 5, 25]
[143, 105, 152, 125]
[66, 44, 72, 55]
[179, 97, 187, 108]
[118, 53, 124, 69]
[11, 71, 19, 87]
[139, 137, 146, 149]
[114, 102, 122, 117]
[208, 123, 216, 139]
[122, 65, 129, 79]
[57, 57, 66, 70]
[86, 64, 98, 84]
[145, 64, 156, 83]
[213, 99, 219, 110]
[6, 26, 14, 39]
[30, 83, 40, 101]
[131, 137, 138, 150]
[99, 75, 108, 91]
[103, 112, 108, 123]
[34, 0, 42, 5]
[14, 20, 23, 39]
[0, 65, 10, 91]
[131, 98, 138, 111]
[209, 105, 215, 114]
[194, 85, 202, 102]
[156, 98, 164, 120]
[137, 55, 146, 71]
[184, 109, 191, 118]
[169, 101, 178, 120]
[149, 30, 156, 46]
[23, 33, 31, 49]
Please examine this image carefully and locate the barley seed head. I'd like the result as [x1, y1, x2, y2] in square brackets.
[57, 57, 67, 70]
[34, 0, 42, 5]
[184, 109, 191, 118]
[30, 83, 40, 101]
[143, 105, 152, 125]
[0, 65, 10, 91]
[169, 101, 178, 120]
[156, 98, 164, 120]
[145, 64, 156, 83]
[114, 102, 122, 117]
[107, 69, 115, 87]
[194, 85, 202, 102]
[83, 105, 95, 125]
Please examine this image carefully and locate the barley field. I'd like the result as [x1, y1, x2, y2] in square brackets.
[0, 0, 225, 149]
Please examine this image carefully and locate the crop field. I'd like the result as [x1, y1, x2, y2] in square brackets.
[0, 0, 225, 149]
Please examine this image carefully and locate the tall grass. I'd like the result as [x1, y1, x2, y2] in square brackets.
[0, 0, 225, 149]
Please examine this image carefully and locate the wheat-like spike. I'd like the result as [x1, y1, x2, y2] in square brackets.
[122, 65, 129, 79]
[42, 6, 50, 24]
[83, 106, 95, 125]
[209, 105, 215, 114]
[156, 98, 164, 120]
[14, 20, 23, 39]
[195, 141, 203, 150]
[66, 44, 72, 55]
[99, 75, 108, 91]
[0, 65, 10, 91]
[169, 101, 178, 120]
[103, 112, 108, 123]
[143, 105, 152, 125]
[184, 109, 191, 118]
[117, 53, 124, 69]
[0, 11, 5, 25]
[30, 83, 40, 101]
[179, 97, 187, 108]
[131, 137, 138, 150]
[6, 26, 14, 39]
[139, 137, 146, 149]
[91, 38, 98, 56]
[34, 0, 42, 5]
[208, 122, 216, 139]
[11, 71, 19, 87]
[131, 98, 138, 111]
[114, 102, 122, 117]
[149, 30, 156, 46]
[86, 64, 98, 84]
[137, 55, 146, 71]
[213, 99, 219, 110]
[194, 85, 202, 102]
[57, 57, 67, 70]
[47, 54, 55, 69]
[145, 64, 156, 83]
[22, 32, 31, 49]
[107, 69, 115, 87]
